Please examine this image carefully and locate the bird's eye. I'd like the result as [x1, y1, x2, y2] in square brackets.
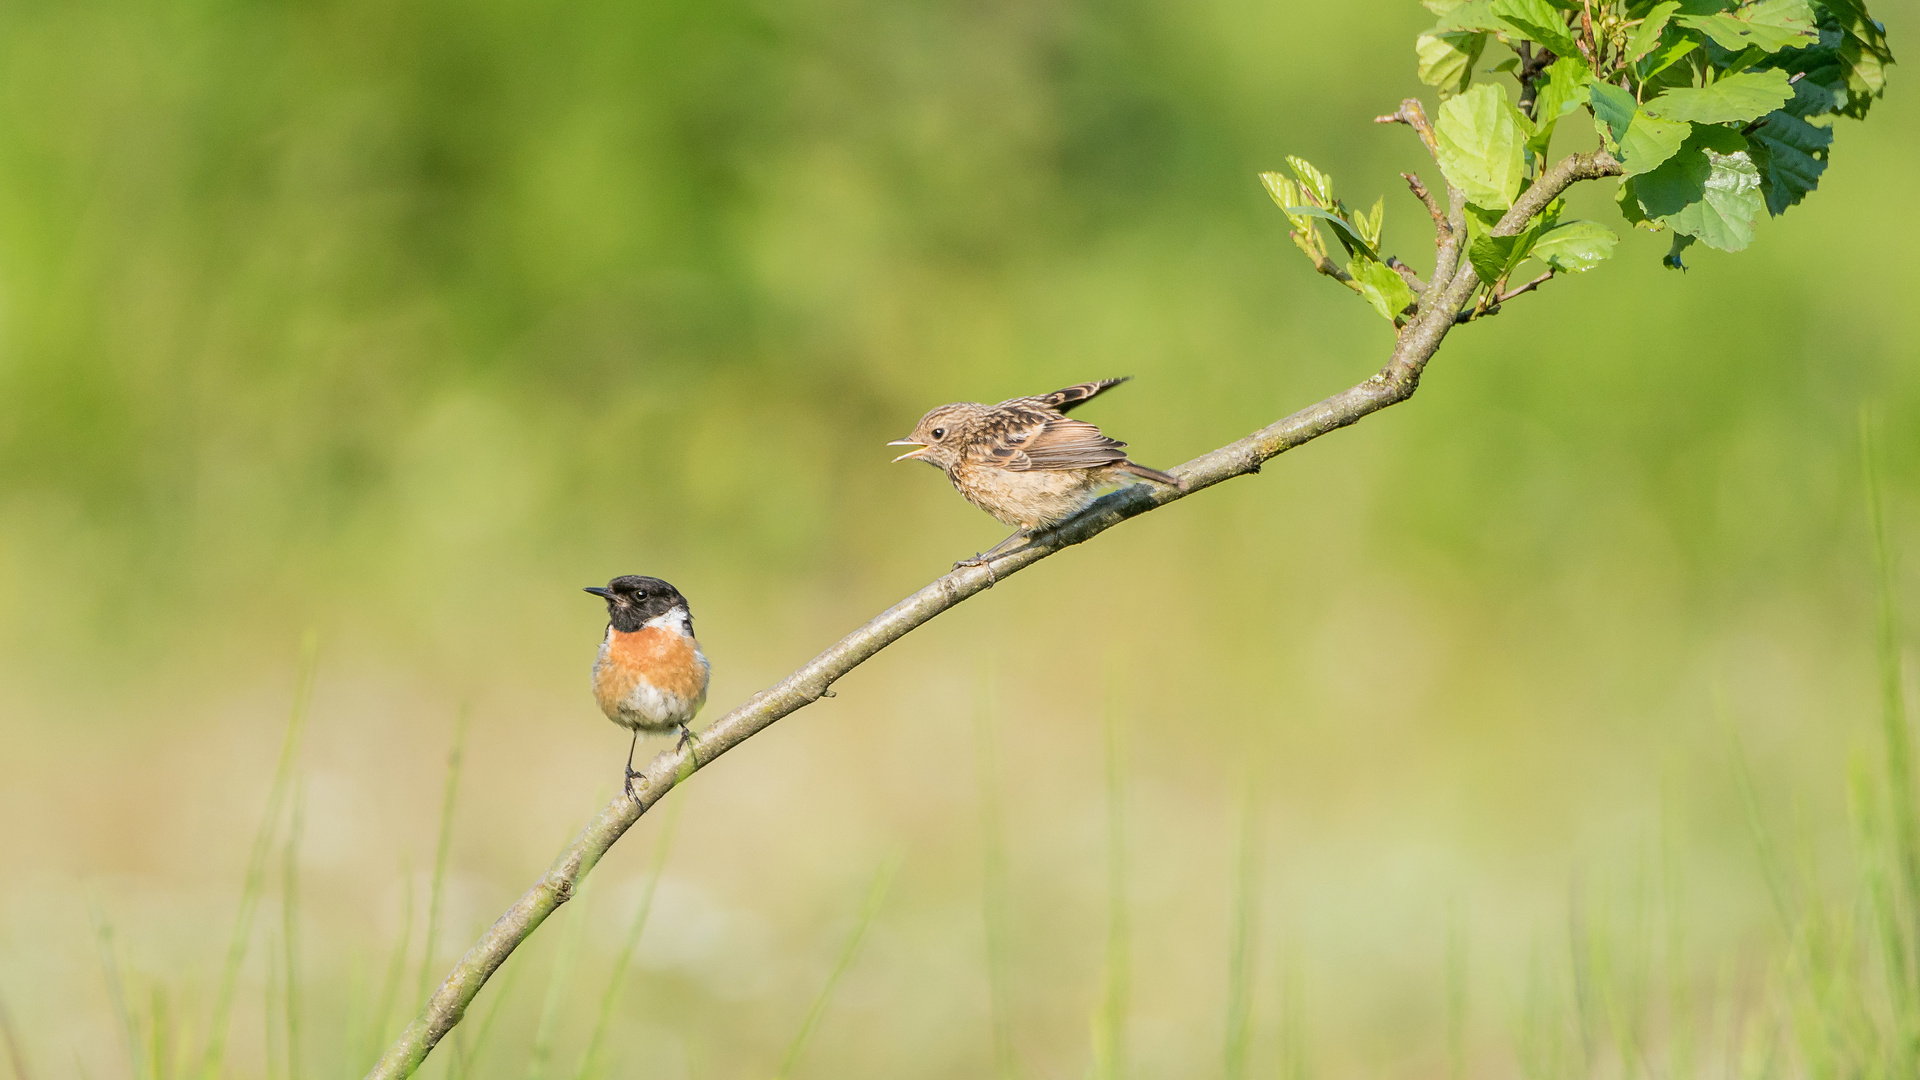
[931, 427, 946, 440]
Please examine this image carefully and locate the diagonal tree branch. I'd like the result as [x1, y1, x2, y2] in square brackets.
[364, 144, 1624, 1080]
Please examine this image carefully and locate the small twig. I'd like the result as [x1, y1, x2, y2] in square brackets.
[1401, 172, 1447, 235]
[1454, 270, 1557, 323]
[1496, 269, 1556, 304]
[1290, 231, 1361, 295]
[1386, 257, 1427, 294]
[1373, 98, 1441, 162]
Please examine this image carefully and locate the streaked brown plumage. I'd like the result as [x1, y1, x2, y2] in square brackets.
[889, 378, 1183, 562]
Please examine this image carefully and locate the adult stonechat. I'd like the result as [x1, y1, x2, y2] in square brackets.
[889, 378, 1184, 564]
[584, 575, 711, 797]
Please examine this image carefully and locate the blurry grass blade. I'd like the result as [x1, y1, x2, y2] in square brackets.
[0, 982, 34, 1080]
[283, 783, 306, 1080]
[265, 931, 283, 1080]
[419, 709, 470, 1013]
[776, 858, 899, 1080]
[1276, 948, 1307, 1080]
[148, 988, 172, 1080]
[88, 896, 142, 1080]
[1223, 777, 1258, 1080]
[574, 795, 685, 1080]
[372, 870, 416, 1062]
[456, 941, 527, 1079]
[1094, 681, 1129, 1080]
[1446, 902, 1466, 1080]
[1720, 691, 1795, 931]
[972, 664, 1022, 1080]
[199, 633, 318, 1080]
[526, 874, 593, 1080]
[1861, 409, 1920, 1003]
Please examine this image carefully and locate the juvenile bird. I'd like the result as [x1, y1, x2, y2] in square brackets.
[889, 378, 1184, 564]
[584, 575, 710, 798]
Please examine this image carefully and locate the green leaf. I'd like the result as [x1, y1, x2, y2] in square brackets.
[1417, 30, 1489, 95]
[1434, 0, 1507, 31]
[1528, 57, 1593, 151]
[1489, 0, 1581, 56]
[1259, 172, 1313, 233]
[1589, 82, 1639, 143]
[1287, 156, 1335, 207]
[1627, 2, 1681, 60]
[1616, 176, 1657, 231]
[1591, 83, 1691, 176]
[1358, 196, 1386, 248]
[1349, 259, 1416, 324]
[1531, 221, 1619, 271]
[1633, 131, 1764, 251]
[1435, 83, 1528, 210]
[1642, 68, 1795, 123]
[1676, 0, 1818, 53]
[1818, 0, 1896, 118]
[1467, 215, 1546, 283]
[1285, 205, 1378, 256]
[1468, 234, 1520, 284]
[1643, 37, 1700, 79]
[1663, 233, 1697, 269]
[1747, 109, 1831, 214]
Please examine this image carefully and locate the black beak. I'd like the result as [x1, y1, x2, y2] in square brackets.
[583, 586, 615, 600]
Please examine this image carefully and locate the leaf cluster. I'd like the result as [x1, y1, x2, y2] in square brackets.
[1423, 0, 1890, 261]
[1263, 0, 1891, 331]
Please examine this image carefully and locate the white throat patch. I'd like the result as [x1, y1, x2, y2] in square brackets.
[645, 605, 692, 637]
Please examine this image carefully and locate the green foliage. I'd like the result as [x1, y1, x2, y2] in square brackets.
[1436, 84, 1530, 209]
[1260, 161, 1416, 326]
[1278, 0, 1891, 309]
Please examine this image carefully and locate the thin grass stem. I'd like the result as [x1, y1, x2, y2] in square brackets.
[88, 898, 142, 1080]
[0, 983, 33, 1080]
[199, 633, 319, 1080]
[972, 663, 1021, 1080]
[573, 794, 686, 1079]
[525, 874, 593, 1080]
[1223, 776, 1259, 1080]
[420, 710, 470, 1015]
[775, 858, 899, 1080]
[373, 871, 417, 1063]
[1094, 690, 1129, 1080]
[283, 784, 305, 1080]
[458, 947, 526, 1077]
[1446, 902, 1467, 1080]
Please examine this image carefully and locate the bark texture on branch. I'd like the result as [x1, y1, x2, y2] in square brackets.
[365, 142, 1623, 1079]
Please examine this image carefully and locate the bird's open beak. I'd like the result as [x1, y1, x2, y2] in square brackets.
[887, 439, 929, 462]
[583, 586, 615, 600]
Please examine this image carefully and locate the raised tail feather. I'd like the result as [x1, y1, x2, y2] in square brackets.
[1043, 377, 1130, 413]
[1118, 460, 1184, 489]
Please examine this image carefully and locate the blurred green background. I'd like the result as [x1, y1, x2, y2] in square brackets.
[1, 0, 1916, 1076]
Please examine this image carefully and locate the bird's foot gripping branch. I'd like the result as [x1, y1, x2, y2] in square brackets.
[369, 2, 1890, 1075]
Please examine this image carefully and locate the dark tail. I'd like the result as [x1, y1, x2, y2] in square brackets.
[1044, 377, 1130, 413]
[1118, 460, 1184, 490]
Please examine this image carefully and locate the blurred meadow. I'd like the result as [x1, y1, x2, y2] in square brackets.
[1, 0, 1918, 1076]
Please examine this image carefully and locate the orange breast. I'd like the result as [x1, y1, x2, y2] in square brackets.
[593, 626, 709, 716]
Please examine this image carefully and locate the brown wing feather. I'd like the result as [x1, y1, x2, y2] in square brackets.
[965, 402, 1131, 472]
[994, 377, 1130, 416]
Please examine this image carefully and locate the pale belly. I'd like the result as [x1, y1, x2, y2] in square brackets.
[951, 465, 1108, 529]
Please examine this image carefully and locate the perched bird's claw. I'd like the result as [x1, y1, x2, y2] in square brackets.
[623, 765, 642, 802]
[953, 553, 998, 586]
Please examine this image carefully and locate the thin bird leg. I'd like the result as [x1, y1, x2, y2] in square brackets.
[954, 529, 1031, 572]
[623, 731, 641, 801]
